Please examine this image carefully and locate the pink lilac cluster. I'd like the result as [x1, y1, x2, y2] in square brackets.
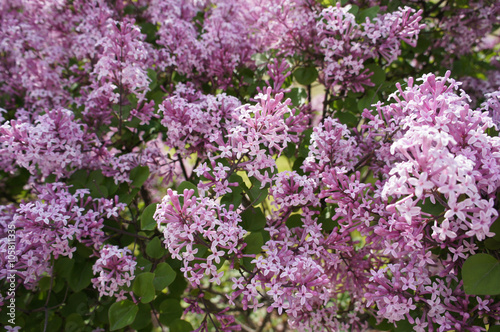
[91, 244, 137, 300]
[0, 182, 125, 289]
[462, 60, 500, 108]
[193, 87, 307, 197]
[159, 83, 241, 158]
[83, 17, 154, 127]
[0, 108, 95, 179]
[154, 188, 247, 287]
[147, 0, 257, 89]
[100, 141, 177, 185]
[246, 0, 322, 58]
[317, 3, 424, 94]
[0, 0, 78, 110]
[0, 0, 129, 111]
[227, 169, 386, 330]
[269, 171, 318, 209]
[482, 89, 500, 128]
[435, 0, 500, 58]
[302, 117, 361, 174]
[360, 72, 500, 330]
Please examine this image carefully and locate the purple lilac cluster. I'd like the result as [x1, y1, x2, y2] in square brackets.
[317, 3, 424, 94]
[0, 183, 125, 289]
[147, 0, 257, 89]
[91, 244, 137, 300]
[0, 0, 499, 330]
[0, 108, 94, 179]
[361, 72, 500, 330]
[155, 188, 247, 287]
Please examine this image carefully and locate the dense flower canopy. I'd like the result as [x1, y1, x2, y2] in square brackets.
[0, 0, 500, 331]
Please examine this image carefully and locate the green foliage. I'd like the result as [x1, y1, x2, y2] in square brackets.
[133, 272, 156, 303]
[159, 299, 184, 325]
[130, 165, 150, 188]
[241, 206, 266, 231]
[141, 203, 158, 230]
[146, 236, 166, 259]
[108, 300, 139, 331]
[153, 262, 177, 290]
[462, 254, 500, 295]
[294, 66, 319, 85]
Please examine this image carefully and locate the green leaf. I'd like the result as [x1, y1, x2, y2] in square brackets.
[358, 90, 379, 113]
[358, 6, 379, 22]
[221, 186, 243, 208]
[61, 292, 88, 317]
[318, 206, 337, 231]
[159, 299, 184, 325]
[68, 260, 93, 292]
[418, 198, 445, 216]
[394, 319, 413, 332]
[38, 276, 52, 292]
[485, 238, 500, 250]
[131, 303, 152, 330]
[109, 300, 139, 331]
[153, 262, 177, 290]
[118, 187, 140, 204]
[415, 35, 431, 53]
[103, 176, 118, 195]
[147, 68, 158, 89]
[246, 178, 268, 206]
[130, 165, 150, 188]
[286, 87, 307, 106]
[251, 53, 268, 66]
[146, 236, 166, 259]
[136, 256, 153, 273]
[335, 111, 357, 126]
[489, 218, 500, 241]
[241, 207, 267, 231]
[169, 319, 194, 332]
[348, 4, 359, 16]
[293, 157, 306, 175]
[88, 170, 104, 185]
[44, 313, 62, 331]
[286, 214, 303, 229]
[368, 315, 394, 331]
[167, 270, 188, 299]
[244, 232, 264, 255]
[365, 63, 386, 86]
[294, 66, 318, 86]
[133, 272, 156, 303]
[177, 181, 198, 196]
[462, 254, 500, 295]
[489, 325, 500, 332]
[298, 128, 313, 158]
[141, 203, 158, 231]
[65, 313, 84, 332]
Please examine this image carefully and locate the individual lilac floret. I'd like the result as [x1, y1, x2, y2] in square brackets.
[91, 245, 137, 300]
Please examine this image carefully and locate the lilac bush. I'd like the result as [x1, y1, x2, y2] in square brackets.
[0, 0, 499, 331]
